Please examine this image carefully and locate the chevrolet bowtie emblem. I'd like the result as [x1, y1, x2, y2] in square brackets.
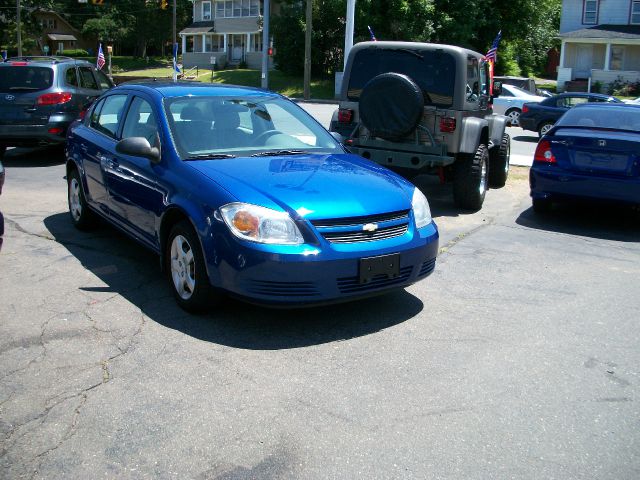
[363, 223, 378, 232]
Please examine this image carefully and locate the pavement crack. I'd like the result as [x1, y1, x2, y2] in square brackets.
[438, 218, 495, 256]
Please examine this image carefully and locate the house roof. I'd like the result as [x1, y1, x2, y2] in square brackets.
[179, 21, 216, 34]
[47, 34, 77, 41]
[559, 24, 640, 40]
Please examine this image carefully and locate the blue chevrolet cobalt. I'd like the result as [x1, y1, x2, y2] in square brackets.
[66, 82, 438, 311]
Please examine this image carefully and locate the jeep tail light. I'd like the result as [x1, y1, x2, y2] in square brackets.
[37, 92, 72, 106]
[534, 140, 556, 164]
[439, 117, 456, 133]
[522, 104, 529, 113]
[338, 108, 353, 124]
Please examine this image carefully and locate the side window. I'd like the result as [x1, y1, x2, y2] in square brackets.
[94, 69, 113, 90]
[466, 57, 479, 102]
[65, 67, 78, 87]
[89, 98, 105, 128]
[78, 66, 99, 90]
[122, 96, 158, 144]
[92, 94, 128, 139]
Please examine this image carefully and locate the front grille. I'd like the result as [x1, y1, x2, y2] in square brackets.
[244, 280, 320, 297]
[337, 266, 413, 294]
[310, 210, 411, 244]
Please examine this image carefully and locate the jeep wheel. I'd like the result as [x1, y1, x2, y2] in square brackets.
[359, 73, 424, 141]
[489, 133, 510, 188]
[453, 144, 488, 211]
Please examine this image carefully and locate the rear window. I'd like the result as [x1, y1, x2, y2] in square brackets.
[0, 66, 54, 92]
[347, 48, 456, 107]
[557, 105, 640, 132]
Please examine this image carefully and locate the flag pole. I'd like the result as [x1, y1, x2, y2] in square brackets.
[172, 0, 177, 82]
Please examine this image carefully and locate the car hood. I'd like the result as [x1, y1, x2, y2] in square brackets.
[187, 153, 414, 220]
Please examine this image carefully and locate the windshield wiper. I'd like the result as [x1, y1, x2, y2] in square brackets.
[184, 153, 236, 160]
[250, 149, 308, 157]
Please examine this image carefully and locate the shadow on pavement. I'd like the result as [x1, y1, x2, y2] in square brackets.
[512, 135, 538, 143]
[412, 174, 471, 218]
[1, 147, 65, 167]
[516, 201, 640, 243]
[44, 212, 424, 350]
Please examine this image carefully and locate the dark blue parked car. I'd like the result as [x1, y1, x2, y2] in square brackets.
[66, 82, 439, 311]
[519, 92, 622, 137]
[530, 102, 640, 213]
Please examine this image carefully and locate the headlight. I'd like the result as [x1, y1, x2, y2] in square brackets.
[219, 202, 304, 244]
[412, 188, 432, 229]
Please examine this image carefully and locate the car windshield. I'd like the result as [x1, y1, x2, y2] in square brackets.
[503, 84, 533, 97]
[346, 48, 456, 107]
[556, 105, 640, 132]
[164, 95, 342, 159]
[0, 66, 54, 92]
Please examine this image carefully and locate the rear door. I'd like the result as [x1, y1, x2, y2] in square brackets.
[0, 65, 55, 127]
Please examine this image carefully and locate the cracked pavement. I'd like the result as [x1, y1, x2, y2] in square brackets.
[1, 133, 639, 479]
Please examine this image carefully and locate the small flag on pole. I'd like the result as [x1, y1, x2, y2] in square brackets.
[485, 31, 502, 63]
[367, 25, 377, 42]
[96, 43, 106, 70]
[172, 43, 181, 82]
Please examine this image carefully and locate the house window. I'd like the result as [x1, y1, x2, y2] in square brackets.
[204, 35, 225, 52]
[610, 46, 624, 70]
[215, 0, 259, 17]
[632, 1, 640, 24]
[253, 33, 263, 52]
[202, 1, 212, 20]
[583, 0, 598, 24]
[41, 18, 56, 29]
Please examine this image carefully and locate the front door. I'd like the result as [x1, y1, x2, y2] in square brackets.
[231, 34, 244, 63]
[575, 45, 593, 79]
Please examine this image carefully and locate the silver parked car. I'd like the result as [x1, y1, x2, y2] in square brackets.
[492, 83, 546, 126]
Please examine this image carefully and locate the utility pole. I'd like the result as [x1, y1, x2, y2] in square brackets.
[261, 0, 270, 89]
[16, 0, 22, 57]
[344, 0, 355, 70]
[303, 0, 312, 100]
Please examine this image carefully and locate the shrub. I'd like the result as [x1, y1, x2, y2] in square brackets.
[607, 76, 640, 96]
[61, 49, 90, 57]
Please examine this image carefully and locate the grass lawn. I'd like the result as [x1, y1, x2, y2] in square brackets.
[114, 62, 335, 99]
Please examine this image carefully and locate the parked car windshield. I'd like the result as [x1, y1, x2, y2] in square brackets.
[164, 95, 342, 159]
[556, 105, 640, 132]
[0, 66, 54, 92]
[501, 84, 534, 97]
[346, 49, 456, 107]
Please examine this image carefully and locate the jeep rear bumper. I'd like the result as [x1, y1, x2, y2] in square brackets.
[347, 139, 454, 170]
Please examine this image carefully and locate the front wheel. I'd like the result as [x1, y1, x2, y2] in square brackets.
[505, 108, 521, 126]
[489, 133, 510, 188]
[67, 168, 96, 230]
[453, 144, 488, 211]
[166, 220, 220, 313]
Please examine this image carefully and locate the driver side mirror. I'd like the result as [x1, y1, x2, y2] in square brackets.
[116, 137, 161, 163]
[492, 81, 502, 97]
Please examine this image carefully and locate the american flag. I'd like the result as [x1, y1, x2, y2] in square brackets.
[96, 43, 106, 70]
[485, 31, 502, 62]
[367, 25, 377, 41]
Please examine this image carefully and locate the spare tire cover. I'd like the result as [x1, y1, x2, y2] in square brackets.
[359, 72, 424, 140]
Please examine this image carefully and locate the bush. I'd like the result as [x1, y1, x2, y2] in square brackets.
[607, 76, 640, 96]
[61, 49, 90, 57]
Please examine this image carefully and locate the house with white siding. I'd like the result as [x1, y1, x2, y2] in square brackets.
[179, 0, 278, 69]
[557, 0, 640, 92]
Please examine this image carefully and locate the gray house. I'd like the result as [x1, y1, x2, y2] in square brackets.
[557, 0, 640, 92]
[179, 0, 277, 69]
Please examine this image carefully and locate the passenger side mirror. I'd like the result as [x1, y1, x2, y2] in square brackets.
[116, 137, 161, 163]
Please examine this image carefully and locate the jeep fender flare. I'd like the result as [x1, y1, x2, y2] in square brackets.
[486, 114, 508, 148]
[458, 117, 489, 154]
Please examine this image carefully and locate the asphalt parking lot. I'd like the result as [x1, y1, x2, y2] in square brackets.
[1, 114, 639, 478]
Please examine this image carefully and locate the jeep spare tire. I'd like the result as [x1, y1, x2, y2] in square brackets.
[359, 73, 424, 140]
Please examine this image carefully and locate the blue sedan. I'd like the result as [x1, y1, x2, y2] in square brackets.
[66, 82, 439, 311]
[530, 103, 640, 213]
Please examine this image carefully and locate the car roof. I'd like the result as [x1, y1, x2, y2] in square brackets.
[348, 41, 485, 60]
[1, 56, 93, 67]
[556, 92, 613, 99]
[110, 81, 275, 98]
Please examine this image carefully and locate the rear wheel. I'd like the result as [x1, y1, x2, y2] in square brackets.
[538, 121, 554, 137]
[489, 133, 510, 188]
[67, 168, 96, 230]
[505, 108, 521, 126]
[453, 144, 488, 211]
[166, 220, 220, 313]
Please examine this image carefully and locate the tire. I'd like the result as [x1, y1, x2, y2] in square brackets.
[489, 133, 510, 188]
[532, 197, 552, 214]
[166, 220, 220, 313]
[67, 168, 96, 230]
[505, 108, 521, 126]
[538, 121, 554, 137]
[359, 72, 424, 140]
[453, 144, 489, 211]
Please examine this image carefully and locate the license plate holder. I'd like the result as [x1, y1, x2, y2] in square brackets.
[359, 253, 400, 284]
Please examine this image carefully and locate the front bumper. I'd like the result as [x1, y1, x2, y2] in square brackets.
[210, 222, 440, 306]
[530, 165, 640, 204]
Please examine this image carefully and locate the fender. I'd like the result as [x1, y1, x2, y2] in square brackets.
[486, 114, 508, 148]
[458, 117, 488, 154]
